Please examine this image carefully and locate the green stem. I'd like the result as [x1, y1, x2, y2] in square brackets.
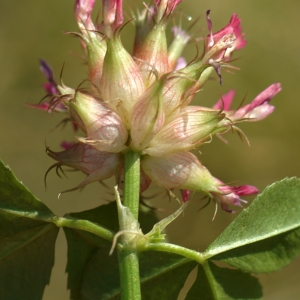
[122, 151, 140, 219]
[1, 207, 116, 242]
[117, 150, 141, 300]
[202, 260, 219, 299]
[53, 216, 114, 241]
[117, 248, 141, 299]
[145, 242, 205, 264]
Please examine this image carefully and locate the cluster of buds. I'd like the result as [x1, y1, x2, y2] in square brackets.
[38, 0, 281, 213]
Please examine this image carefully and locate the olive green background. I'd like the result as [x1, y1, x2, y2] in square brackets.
[0, 1, 299, 299]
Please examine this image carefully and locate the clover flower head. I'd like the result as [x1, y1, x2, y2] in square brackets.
[36, 0, 281, 213]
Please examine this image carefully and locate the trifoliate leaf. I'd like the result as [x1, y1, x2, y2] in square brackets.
[205, 178, 300, 273]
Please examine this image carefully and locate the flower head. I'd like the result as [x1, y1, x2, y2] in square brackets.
[36, 0, 281, 213]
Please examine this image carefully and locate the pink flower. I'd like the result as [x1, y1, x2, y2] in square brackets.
[28, 60, 72, 120]
[213, 181, 259, 213]
[233, 83, 281, 121]
[225, 18, 246, 59]
[205, 11, 243, 62]
[39, 59, 59, 95]
[214, 83, 282, 122]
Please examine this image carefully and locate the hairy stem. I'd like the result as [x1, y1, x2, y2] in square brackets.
[122, 151, 140, 218]
[117, 150, 141, 300]
[54, 216, 114, 241]
[145, 242, 205, 264]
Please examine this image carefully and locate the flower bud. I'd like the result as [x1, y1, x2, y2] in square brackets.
[65, 91, 128, 152]
[144, 107, 226, 156]
[133, 7, 155, 54]
[142, 152, 258, 213]
[134, 24, 169, 85]
[168, 27, 190, 71]
[75, 0, 96, 32]
[75, 0, 107, 87]
[133, 1, 183, 84]
[31, 60, 67, 114]
[85, 41, 107, 89]
[141, 151, 219, 193]
[39, 59, 60, 95]
[155, 0, 182, 23]
[160, 63, 208, 118]
[101, 0, 124, 38]
[99, 38, 145, 128]
[130, 80, 165, 151]
[46, 142, 122, 192]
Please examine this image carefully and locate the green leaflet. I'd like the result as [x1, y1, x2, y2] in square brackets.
[205, 178, 300, 273]
[186, 261, 262, 300]
[0, 159, 59, 300]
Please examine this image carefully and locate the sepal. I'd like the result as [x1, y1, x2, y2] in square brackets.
[144, 107, 226, 156]
[141, 151, 219, 192]
[99, 38, 145, 128]
[46, 143, 122, 193]
[65, 91, 128, 152]
[75, 0, 107, 87]
[130, 80, 165, 151]
[134, 24, 169, 85]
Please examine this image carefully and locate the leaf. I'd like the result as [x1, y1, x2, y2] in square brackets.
[0, 159, 59, 300]
[64, 202, 196, 299]
[64, 203, 119, 300]
[205, 178, 300, 273]
[186, 261, 262, 300]
[212, 228, 300, 274]
[79, 247, 119, 300]
[139, 252, 196, 300]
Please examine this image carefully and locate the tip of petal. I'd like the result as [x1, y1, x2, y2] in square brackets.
[229, 13, 241, 28]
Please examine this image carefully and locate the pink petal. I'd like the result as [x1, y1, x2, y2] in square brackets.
[213, 90, 236, 110]
[234, 83, 281, 120]
[181, 189, 191, 202]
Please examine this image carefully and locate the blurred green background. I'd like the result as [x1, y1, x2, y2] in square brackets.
[0, 0, 299, 299]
